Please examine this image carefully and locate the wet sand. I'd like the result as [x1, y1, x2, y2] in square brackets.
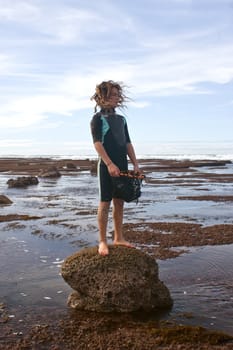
[0, 157, 233, 349]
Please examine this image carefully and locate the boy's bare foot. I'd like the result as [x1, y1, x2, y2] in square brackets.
[98, 241, 109, 256]
[113, 239, 135, 248]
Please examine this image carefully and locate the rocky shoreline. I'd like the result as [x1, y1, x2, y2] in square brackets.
[0, 157, 233, 349]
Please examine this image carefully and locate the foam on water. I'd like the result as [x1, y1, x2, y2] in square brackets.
[1, 141, 233, 161]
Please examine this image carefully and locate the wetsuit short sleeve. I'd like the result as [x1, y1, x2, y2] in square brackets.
[124, 118, 131, 144]
[90, 113, 102, 143]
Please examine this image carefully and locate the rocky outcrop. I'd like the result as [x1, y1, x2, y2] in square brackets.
[65, 162, 77, 169]
[90, 161, 97, 175]
[0, 195, 12, 205]
[7, 176, 39, 188]
[61, 245, 173, 313]
[38, 166, 61, 178]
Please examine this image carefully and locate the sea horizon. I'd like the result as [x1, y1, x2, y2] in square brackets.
[0, 141, 233, 161]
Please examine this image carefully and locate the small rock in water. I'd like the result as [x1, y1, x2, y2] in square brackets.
[39, 166, 61, 178]
[0, 195, 13, 205]
[7, 176, 39, 188]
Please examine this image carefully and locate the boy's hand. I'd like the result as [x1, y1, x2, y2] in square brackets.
[107, 163, 120, 177]
[133, 164, 140, 173]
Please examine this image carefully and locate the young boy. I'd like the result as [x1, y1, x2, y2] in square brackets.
[90, 80, 140, 255]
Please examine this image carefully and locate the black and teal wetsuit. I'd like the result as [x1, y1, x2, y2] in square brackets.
[90, 108, 131, 201]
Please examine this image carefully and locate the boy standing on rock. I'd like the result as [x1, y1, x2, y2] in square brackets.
[90, 80, 140, 256]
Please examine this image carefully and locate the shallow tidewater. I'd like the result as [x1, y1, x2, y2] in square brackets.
[0, 158, 233, 348]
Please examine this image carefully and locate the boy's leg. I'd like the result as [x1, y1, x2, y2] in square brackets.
[112, 198, 134, 247]
[97, 201, 111, 255]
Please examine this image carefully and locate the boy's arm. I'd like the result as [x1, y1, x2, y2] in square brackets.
[127, 143, 140, 173]
[94, 141, 120, 176]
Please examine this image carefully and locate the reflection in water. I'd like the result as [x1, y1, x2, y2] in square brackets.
[159, 244, 233, 335]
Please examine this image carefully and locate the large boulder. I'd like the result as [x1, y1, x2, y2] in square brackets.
[61, 245, 173, 313]
[7, 176, 39, 188]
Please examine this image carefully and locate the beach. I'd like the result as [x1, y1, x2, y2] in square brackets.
[0, 157, 233, 349]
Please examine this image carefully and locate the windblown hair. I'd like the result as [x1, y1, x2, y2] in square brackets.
[91, 80, 128, 112]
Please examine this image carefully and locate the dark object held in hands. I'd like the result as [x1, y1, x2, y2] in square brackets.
[112, 171, 145, 203]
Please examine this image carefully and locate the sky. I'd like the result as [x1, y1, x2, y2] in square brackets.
[0, 0, 233, 157]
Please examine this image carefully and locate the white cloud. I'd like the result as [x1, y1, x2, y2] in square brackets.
[0, 113, 47, 128]
[129, 101, 150, 108]
[0, 0, 233, 143]
[0, 1, 134, 46]
[0, 1, 39, 21]
[0, 138, 34, 148]
[0, 93, 93, 128]
[0, 54, 15, 75]
[124, 41, 233, 96]
[0, 1, 98, 45]
[1, 33, 233, 130]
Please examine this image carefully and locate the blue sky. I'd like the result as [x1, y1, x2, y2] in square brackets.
[0, 0, 233, 157]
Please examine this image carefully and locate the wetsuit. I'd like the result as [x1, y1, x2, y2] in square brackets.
[90, 108, 131, 201]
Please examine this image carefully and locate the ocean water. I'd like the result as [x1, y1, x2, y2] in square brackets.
[0, 157, 233, 335]
[1, 141, 233, 161]
[137, 141, 233, 161]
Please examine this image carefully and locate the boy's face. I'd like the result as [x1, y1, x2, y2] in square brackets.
[106, 87, 120, 108]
